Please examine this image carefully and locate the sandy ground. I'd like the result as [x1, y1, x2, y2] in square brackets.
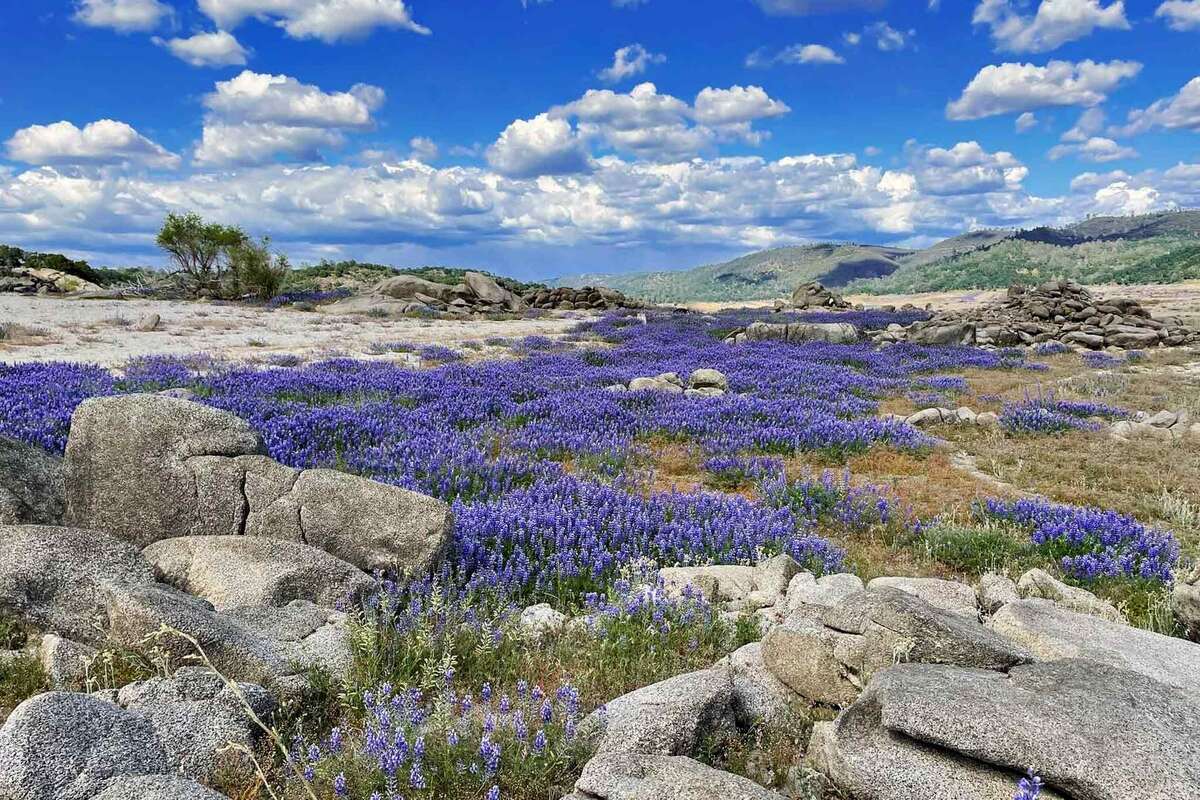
[0, 296, 587, 367]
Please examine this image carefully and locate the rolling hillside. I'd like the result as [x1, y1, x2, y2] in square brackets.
[555, 210, 1200, 302]
[552, 243, 913, 304]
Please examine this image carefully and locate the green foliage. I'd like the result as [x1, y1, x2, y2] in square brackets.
[155, 212, 249, 297]
[0, 655, 47, 713]
[849, 235, 1200, 295]
[231, 237, 291, 300]
[0, 243, 147, 287]
[916, 520, 1039, 576]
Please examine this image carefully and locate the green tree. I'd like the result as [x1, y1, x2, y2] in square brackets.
[155, 212, 247, 296]
[230, 236, 291, 300]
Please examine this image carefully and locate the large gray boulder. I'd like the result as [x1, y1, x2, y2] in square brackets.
[811, 660, 1199, 800]
[64, 395, 452, 574]
[1014, 568, 1124, 623]
[91, 776, 230, 800]
[988, 599, 1200, 698]
[866, 576, 979, 618]
[565, 754, 782, 800]
[718, 642, 800, 726]
[116, 666, 275, 785]
[372, 274, 457, 303]
[142, 535, 375, 611]
[0, 525, 156, 644]
[762, 589, 1030, 706]
[908, 322, 976, 346]
[0, 692, 170, 800]
[225, 601, 355, 676]
[64, 395, 264, 546]
[0, 436, 65, 525]
[464, 271, 525, 311]
[579, 667, 735, 758]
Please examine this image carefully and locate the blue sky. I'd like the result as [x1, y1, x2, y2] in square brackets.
[2, 0, 1199, 278]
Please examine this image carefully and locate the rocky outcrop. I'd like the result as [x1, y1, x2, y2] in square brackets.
[579, 667, 735, 758]
[878, 281, 1197, 349]
[791, 281, 851, 310]
[761, 589, 1029, 706]
[0, 266, 100, 295]
[115, 667, 275, 785]
[988, 599, 1200, 698]
[809, 659, 1200, 800]
[565, 754, 782, 800]
[64, 395, 452, 573]
[1173, 564, 1200, 639]
[524, 286, 646, 311]
[1014, 568, 1124, 622]
[0, 436, 65, 526]
[865, 576, 979, 617]
[727, 321, 859, 346]
[142, 536, 374, 611]
[0, 525, 156, 644]
[328, 271, 527, 316]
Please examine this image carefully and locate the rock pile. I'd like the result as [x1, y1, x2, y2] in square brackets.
[523, 285, 646, 311]
[791, 281, 851, 310]
[879, 280, 1198, 350]
[0, 267, 100, 295]
[618, 368, 731, 397]
[325, 271, 528, 316]
[0, 393, 458, 799]
[553, 557, 1200, 800]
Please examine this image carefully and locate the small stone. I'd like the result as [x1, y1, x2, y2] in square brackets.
[133, 313, 160, 332]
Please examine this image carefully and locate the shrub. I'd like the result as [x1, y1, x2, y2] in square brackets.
[155, 212, 248, 297]
[232, 237, 291, 301]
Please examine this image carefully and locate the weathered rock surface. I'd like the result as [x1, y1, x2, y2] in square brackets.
[91, 775, 230, 800]
[226, 601, 355, 676]
[791, 281, 851, 310]
[763, 589, 1030, 706]
[0, 436, 65, 526]
[116, 667, 275, 785]
[38, 635, 98, 690]
[812, 659, 1200, 800]
[1172, 564, 1200, 638]
[975, 573, 1019, 615]
[566, 754, 782, 800]
[1015, 568, 1124, 622]
[736, 321, 859, 345]
[143, 535, 374, 611]
[65, 395, 452, 573]
[865, 577, 979, 617]
[518, 603, 569, 640]
[524, 285, 645, 311]
[579, 667, 734, 757]
[660, 556, 802, 615]
[719, 642, 799, 726]
[786, 572, 863, 612]
[0, 525, 156, 643]
[687, 368, 729, 392]
[988, 599, 1200, 697]
[0, 692, 171, 800]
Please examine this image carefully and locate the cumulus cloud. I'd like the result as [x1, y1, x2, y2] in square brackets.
[973, 0, 1129, 53]
[1157, 0, 1200, 31]
[692, 85, 790, 126]
[73, 0, 172, 32]
[598, 44, 667, 83]
[485, 114, 592, 178]
[905, 140, 1028, 196]
[866, 21, 914, 50]
[1015, 111, 1038, 132]
[946, 59, 1141, 120]
[409, 137, 439, 162]
[5, 119, 180, 169]
[1048, 136, 1138, 162]
[195, 71, 386, 166]
[1061, 106, 1105, 141]
[154, 30, 249, 67]
[747, 43, 845, 66]
[1117, 76, 1200, 135]
[752, 0, 887, 14]
[196, 0, 429, 43]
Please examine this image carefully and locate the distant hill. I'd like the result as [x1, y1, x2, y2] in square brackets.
[847, 210, 1200, 294]
[553, 210, 1200, 303]
[552, 243, 913, 304]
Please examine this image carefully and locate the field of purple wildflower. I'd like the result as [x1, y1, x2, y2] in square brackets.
[0, 307, 1187, 799]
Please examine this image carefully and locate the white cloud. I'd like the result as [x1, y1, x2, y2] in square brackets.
[843, 32, 862, 45]
[973, 0, 1129, 53]
[5, 120, 180, 169]
[598, 44, 666, 83]
[946, 59, 1141, 120]
[1118, 76, 1200, 135]
[749, 43, 845, 66]
[73, 0, 172, 32]
[409, 137, 439, 162]
[155, 30, 249, 67]
[866, 22, 914, 51]
[203, 70, 385, 128]
[906, 140, 1028, 196]
[693, 86, 791, 126]
[1061, 106, 1105, 141]
[864, 145, 882, 156]
[753, 0, 887, 14]
[196, 0, 429, 43]
[485, 114, 592, 178]
[1015, 111, 1038, 132]
[1048, 136, 1138, 162]
[1157, 0, 1200, 31]
[195, 71, 386, 166]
